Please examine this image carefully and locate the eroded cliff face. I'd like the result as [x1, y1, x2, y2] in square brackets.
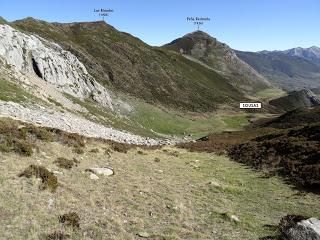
[0, 24, 114, 110]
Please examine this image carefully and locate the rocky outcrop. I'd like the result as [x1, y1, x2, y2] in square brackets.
[0, 24, 114, 109]
[282, 217, 320, 240]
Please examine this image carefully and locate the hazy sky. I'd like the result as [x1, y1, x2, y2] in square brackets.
[1, 0, 319, 51]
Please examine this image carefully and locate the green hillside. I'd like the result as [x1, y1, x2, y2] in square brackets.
[163, 31, 271, 93]
[12, 18, 245, 112]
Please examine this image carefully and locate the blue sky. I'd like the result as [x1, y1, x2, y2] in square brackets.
[0, 0, 319, 51]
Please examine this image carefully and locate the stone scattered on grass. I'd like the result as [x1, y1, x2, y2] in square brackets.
[90, 173, 99, 180]
[208, 181, 221, 188]
[59, 212, 80, 229]
[86, 167, 114, 176]
[230, 215, 240, 223]
[154, 157, 160, 162]
[137, 231, 150, 238]
[53, 170, 63, 176]
[19, 165, 58, 192]
[48, 198, 54, 209]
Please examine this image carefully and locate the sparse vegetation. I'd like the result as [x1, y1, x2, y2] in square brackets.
[0, 78, 42, 104]
[45, 231, 70, 240]
[23, 125, 55, 142]
[19, 165, 58, 192]
[54, 157, 77, 169]
[107, 141, 132, 153]
[47, 97, 63, 108]
[59, 212, 80, 229]
[89, 148, 99, 153]
[0, 118, 34, 156]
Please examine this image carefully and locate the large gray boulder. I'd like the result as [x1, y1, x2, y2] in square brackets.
[86, 167, 114, 176]
[285, 218, 320, 240]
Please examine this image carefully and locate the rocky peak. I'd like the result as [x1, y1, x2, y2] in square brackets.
[282, 46, 320, 64]
[163, 31, 271, 93]
[183, 30, 215, 40]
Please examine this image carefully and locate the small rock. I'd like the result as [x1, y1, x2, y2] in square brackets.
[90, 173, 99, 180]
[230, 215, 240, 222]
[208, 181, 221, 187]
[48, 198, 54, 208]
[86, 167, 114, 176]
[137, 231, 150, 238]
[53, 170, 63, 176]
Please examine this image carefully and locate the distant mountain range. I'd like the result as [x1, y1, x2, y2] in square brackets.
[236, 47, 320, 91]
[279, 46, 320, 65]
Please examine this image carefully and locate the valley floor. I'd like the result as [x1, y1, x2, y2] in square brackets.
[0, 120, 319, 239]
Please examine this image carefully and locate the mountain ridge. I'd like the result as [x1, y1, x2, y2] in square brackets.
[162, 30, 272, 94]
[236, 49, 320, 91]
[258, 46, 320, 66]
[9, 18, 247, 112]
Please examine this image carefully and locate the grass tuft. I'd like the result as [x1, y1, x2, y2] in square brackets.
[59, 212, 80, 229]
[54, 157, 78, 169]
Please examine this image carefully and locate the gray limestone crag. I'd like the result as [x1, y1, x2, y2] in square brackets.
[0, 24, 114, 110]
[285, 218, 320, 240]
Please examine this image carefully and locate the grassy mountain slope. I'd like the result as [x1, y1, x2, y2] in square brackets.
[236, 50, 320, 91]
[1, 118, 319, 239]
[163, 31, 271, 93]
[269, 89, 320, 111]
[259, 106, 320, 129]
[11, 18, 245, 112]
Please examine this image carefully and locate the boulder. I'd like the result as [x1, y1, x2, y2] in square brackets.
[86, 167, 114, 176]
[284, 218, 320, 240]
[89, 173, 100, 180]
